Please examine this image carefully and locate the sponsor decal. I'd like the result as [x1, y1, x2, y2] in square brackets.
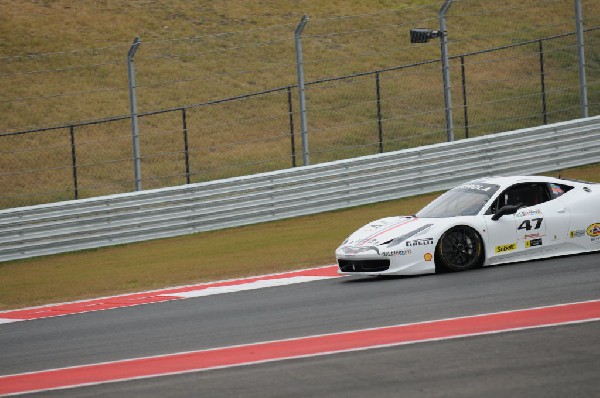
[495, 243, 517, 253]
[524, 233, 543, 239]
[516, 209, 541, 218]
[381, 250, 412, 257]
[516, 209, 542, 218]
[459, 183, 494, 192]
[586, 223, 600, 237]
[424, 253, 433, 261]
[591, 237, 600, 244]
[570, 230, 586, 238]
[525, 238, 543, 248]
[406, 238, 434, 247]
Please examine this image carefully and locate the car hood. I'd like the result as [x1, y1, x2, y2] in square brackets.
[340, 216, 434, 248]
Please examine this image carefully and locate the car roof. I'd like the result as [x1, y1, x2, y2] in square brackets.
[469, 175, 575, 189]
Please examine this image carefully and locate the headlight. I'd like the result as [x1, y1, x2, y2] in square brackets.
[386, 224, 433, 248]
[339, 246, 380, 255]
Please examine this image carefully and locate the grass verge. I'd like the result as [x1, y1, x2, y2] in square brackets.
[0, 163, 599, 310]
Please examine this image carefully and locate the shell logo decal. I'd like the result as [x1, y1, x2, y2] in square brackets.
[587, 223, 600, 237]
[424, 253, 433, 261]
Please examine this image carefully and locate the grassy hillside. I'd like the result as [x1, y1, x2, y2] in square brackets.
[1, 0, 597, 130]
[1, 1, 599, 208]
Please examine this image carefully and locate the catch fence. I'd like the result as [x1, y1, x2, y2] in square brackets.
[1, 21, 599, 209]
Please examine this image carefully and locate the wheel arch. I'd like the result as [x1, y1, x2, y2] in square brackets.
[434, 224, 486, 273]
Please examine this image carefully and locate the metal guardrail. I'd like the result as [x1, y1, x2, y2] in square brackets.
[1, 116, 599, 262]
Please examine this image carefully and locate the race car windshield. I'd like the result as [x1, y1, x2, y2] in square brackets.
[416, 183, 500, 218]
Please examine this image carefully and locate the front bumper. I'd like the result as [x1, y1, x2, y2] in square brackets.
[335, 248, 435, 276]
[337, 258, 390, 273]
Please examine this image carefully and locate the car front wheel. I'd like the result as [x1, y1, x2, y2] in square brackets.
[435, 226, 483, 272]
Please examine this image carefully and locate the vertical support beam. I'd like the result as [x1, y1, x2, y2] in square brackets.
[69, 125, 79, 200]
[574, 0, 588, 118]
[460, 55, 469, 139]
[376, 72, 384, 153]
[287, 86, 297, 167]
[182, 107, 191, 185]
[295, 15, 310, 166]
[439, 0, 454, 141]
[127, 36, 142, 191]
[539, 40, 548, 125]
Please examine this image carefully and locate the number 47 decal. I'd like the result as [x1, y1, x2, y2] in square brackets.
[518, 218, 543, 231]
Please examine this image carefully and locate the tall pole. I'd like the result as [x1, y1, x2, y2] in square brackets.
[439, 0, 454, 142]
[295, 15, 310, 166]
[574, 0, 588, 118]
[127, 36, 142, 191]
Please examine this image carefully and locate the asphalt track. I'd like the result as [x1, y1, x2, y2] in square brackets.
[1, 253, 599, 397]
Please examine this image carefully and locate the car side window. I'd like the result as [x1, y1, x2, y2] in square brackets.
[486, 183, 552, 215]
[549, 183, 573, 198]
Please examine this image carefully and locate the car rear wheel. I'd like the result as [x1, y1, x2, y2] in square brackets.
[435, 226, 483, 272]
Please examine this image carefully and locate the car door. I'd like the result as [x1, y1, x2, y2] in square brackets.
[514, 206, 546, 250]
[529, 195, 570, 248]
[484, 211, 519, 261]
[484, 181, 568, 261]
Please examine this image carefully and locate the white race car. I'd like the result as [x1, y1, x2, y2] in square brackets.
[336, 176, 600, 275]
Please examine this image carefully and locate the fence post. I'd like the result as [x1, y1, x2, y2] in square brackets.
[538, 40, 548, 125]
[127, 36, 143, 191]
[460, 55, 469, 139]
[439, 0, 454, 142]
[574, 0, 588, 118]
[295, 15, 310, 166]
[69, 125, 79, 200]
[181, 108, 191, 184]
[287, 86, 297, 167]
[376, 72, 384, 153]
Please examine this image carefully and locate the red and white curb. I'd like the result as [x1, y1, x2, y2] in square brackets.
[0, 265, 340, 324]
[1, 299, 599, 396]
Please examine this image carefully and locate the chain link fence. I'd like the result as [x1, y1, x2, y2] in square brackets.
[1, 0, 599, 209]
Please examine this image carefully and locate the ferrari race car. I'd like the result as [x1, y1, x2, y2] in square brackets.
[336, 176, 600, 276]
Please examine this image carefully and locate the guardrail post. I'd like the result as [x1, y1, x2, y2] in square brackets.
[439, 0, 454, 142]
[376, 72, 384, 153]
[460, 55, 469, 139]
[127, 36, 143, 191]
[69, 125, 79, 200]
[181, 108, 191, 184]
[539, 40, 548, 125]
[574, 0, 588, 118]
[295, 15, 310, 166]
[287, 86, 297, 167]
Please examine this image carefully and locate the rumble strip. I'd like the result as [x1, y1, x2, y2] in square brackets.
[0, 265, 340, 324]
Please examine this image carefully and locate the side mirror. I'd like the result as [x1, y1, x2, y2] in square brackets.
[491, 204, 520, 221]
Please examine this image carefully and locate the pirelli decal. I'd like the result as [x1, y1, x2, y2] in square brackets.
[495, 243, 517, 253]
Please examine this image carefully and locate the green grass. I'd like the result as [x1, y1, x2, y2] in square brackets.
[1, 162, 599, 310]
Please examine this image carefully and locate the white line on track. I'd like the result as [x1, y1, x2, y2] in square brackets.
[167, 276, 336, 298]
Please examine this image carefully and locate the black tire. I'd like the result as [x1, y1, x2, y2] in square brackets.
[435, 226, 484, 272]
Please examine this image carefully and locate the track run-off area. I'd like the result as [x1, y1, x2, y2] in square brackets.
[1, 254, 599, 397]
